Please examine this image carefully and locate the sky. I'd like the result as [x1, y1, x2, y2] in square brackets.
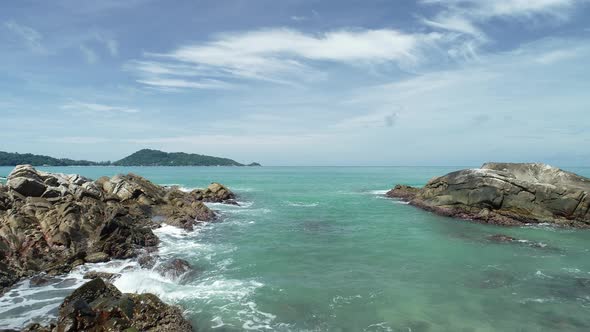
[1, 0, 589, 166]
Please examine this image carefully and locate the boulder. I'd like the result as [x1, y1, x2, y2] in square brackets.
[388, 163, 590, 227]
[155, 258, 193, 280]
[83, 271, 120, 282]
[85, 252, 110, 263]
[43, 278, 192, 332]
[191, 182, 236, 203]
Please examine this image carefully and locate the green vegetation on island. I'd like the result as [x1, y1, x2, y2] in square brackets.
[113, 149, 248, 166]
[0, 151, 109, 167]
[0, 149, 260, 167]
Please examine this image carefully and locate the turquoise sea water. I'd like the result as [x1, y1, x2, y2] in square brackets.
[1, 166, 590, 331]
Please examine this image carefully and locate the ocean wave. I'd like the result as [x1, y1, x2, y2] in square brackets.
[369, 189, 389, 195]
[206, 201, 253, 209]
[285, 201, 319, 208]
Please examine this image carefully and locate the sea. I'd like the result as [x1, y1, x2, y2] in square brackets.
[1, 166, 590, 331]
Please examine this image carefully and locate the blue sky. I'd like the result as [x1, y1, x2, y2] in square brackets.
[1, 0, 589, 166]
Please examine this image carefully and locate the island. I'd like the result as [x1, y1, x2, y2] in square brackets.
[387, 162, 590, 227]
[0, 149, 261, 167]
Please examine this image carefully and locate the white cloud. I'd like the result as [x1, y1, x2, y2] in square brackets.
[332, 111, 399, 130]
[291, 16, 308, 21]
[136, 78, 233, 90]
[126, 134, 324, 146]
[62, 101, 139, 114]
[534, 48, 580, 64]
[95, 34, 118, 56]
[4, 20, 45, 53]
[79, 45, 98, 64]
[421, 0, 587, 42]
[130, 28, 445, 89]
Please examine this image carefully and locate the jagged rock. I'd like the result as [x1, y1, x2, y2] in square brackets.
[191, 182, 235, 203]
[85, 252, 110, 263]
[34, 278, 193, 332]
[138, 254, 158, 269]
[83, 271, 120, 281]
[386, 185, 420, 200]
[0, 165, 224, 294]
[388, 163, 590, 227]
[155, 258, 193, 280]
[7, 165, 48, 197]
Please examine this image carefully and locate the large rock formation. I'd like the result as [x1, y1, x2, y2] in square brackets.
[0, 165, 231, 293]
[387, 163, 590, 227]
[21, 278, 192, 332]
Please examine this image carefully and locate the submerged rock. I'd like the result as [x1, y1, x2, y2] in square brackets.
[0, 165, 230, 294]
[388, 163, 590, 227]
[26, 278, 192, 332]
[155, 258, 194, 280]
[83, 271, 121, 282]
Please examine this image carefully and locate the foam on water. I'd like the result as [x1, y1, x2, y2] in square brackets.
[285, 201, 319, 207]
[0, 200, 270, 330]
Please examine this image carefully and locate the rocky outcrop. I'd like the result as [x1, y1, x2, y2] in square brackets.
[387, 163, 590, 227]
[22, 278, 192, 332]
[191, 182, 236, 204]
[0, 165, 233, 293]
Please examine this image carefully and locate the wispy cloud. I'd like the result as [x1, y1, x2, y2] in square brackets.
[136, 78, 234, 90]
[94, 33, 118, 56]
[535, 48, 580, 64]
[4, 20, 45, 53]
[79, 45, 98, 63]
[422, 0, 587, 41]
[62, 101, 139, 114]
[291, 16, 308, 21]
[332, 111, 399, 130]
[129, 28, 446, 89]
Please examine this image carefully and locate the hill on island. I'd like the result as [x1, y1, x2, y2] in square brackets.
[0, 151, 109, 167]
[113, 149, 249, 166]
[0, 149, 260, 167]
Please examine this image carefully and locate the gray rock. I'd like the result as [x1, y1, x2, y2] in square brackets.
[388, 163, 590, 227]
[83, 271, 120, 281]
[85, 252, 110, 263]
[7, 177, 47, 197]
[0, 165, 222, 296]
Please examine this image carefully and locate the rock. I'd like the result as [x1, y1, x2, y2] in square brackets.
[155, 258, 193, 280]
[191, 182, 236, 203]
[0, 165, 227, 296]
[138, 254, 158, 269]
[386, 184, 420, 200]
[83, 271, 120, 281]
[6, 165, 48, 198]
[84, 252, 109, 263]
[487, 234, 518, 243]
[36, 278, 193, 332]
[388, 163, 590, 227]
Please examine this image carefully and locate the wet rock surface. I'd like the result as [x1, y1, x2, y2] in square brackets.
[0, 165, 234, 294]
[388, 163, 590, 227]
[20, 278, 192, 332]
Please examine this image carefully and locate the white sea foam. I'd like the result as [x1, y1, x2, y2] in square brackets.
[369, 189, 389, 195]
[0, 218, 270, 331]
[286, 201, 319, 207]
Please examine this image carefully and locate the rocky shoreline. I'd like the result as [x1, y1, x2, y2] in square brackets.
[0, 165, 237, 331]
[387, 163, 590, 227]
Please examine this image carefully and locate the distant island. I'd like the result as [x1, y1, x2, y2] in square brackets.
[0, 149, 261, 167]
